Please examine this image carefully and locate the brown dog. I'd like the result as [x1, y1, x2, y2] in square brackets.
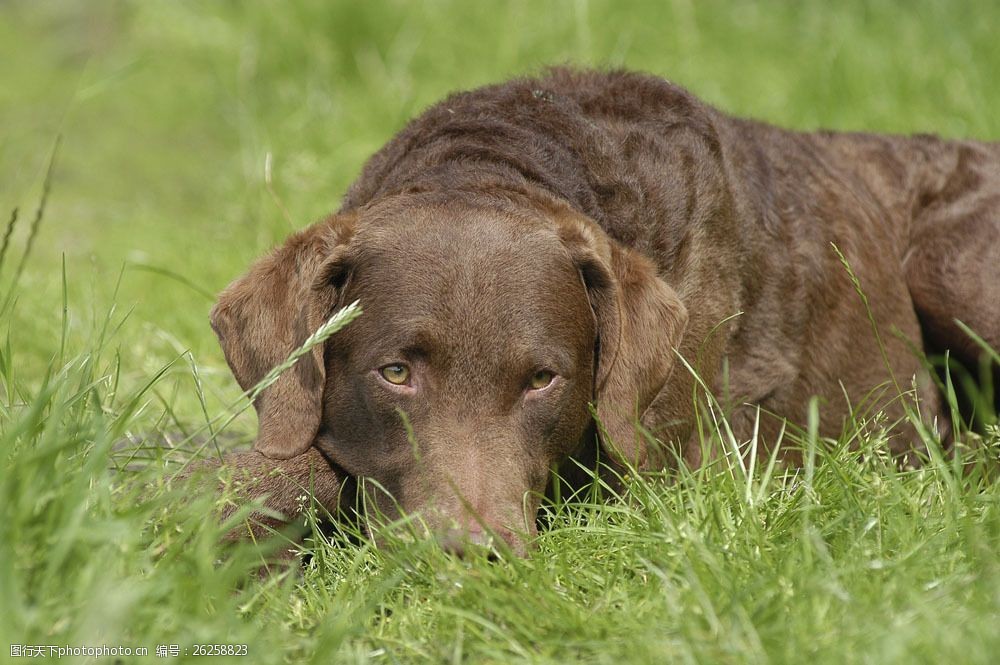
[207, 68, 999, 555]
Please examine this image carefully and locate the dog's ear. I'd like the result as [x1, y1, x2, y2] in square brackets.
[210, 215, 357, 459]
[554, 210, 688, 469]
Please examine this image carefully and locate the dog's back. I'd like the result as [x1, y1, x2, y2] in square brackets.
[341, 68, 999, 456]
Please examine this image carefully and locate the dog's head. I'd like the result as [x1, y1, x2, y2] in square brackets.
[210, 192, 687, 555]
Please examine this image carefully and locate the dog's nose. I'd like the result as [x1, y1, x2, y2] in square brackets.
[437, 527, 496, 559]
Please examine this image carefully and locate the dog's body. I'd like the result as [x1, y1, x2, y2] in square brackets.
[208, 69, 1000, 554]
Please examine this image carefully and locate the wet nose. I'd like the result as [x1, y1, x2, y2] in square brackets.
[437, 527, 497, 559]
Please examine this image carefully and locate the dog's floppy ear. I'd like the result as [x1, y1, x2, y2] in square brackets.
[554, 210, 688, 469]
[210, 215, 356, 459]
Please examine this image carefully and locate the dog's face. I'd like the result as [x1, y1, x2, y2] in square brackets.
[211, 193, 688, 555]
[317, 200, 599, 553]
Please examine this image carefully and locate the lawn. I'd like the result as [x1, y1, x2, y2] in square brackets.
[1, 1, 998, 663]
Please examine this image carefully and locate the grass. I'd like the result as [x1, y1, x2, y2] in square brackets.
[1, 1, 999, 663]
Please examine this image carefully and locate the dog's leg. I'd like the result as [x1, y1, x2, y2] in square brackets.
[905, 140, 1000, 366]
[178, 446, 346, 559]
[905, 139, 1000, 429]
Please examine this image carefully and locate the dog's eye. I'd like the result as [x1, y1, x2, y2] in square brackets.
[528, 370, 555, 391]
[380, 364, 410, 385]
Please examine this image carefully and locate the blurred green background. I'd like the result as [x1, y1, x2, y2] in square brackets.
[2, 0, 998, 415]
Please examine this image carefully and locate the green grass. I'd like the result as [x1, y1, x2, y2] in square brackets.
[1, 1, 999, 663]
